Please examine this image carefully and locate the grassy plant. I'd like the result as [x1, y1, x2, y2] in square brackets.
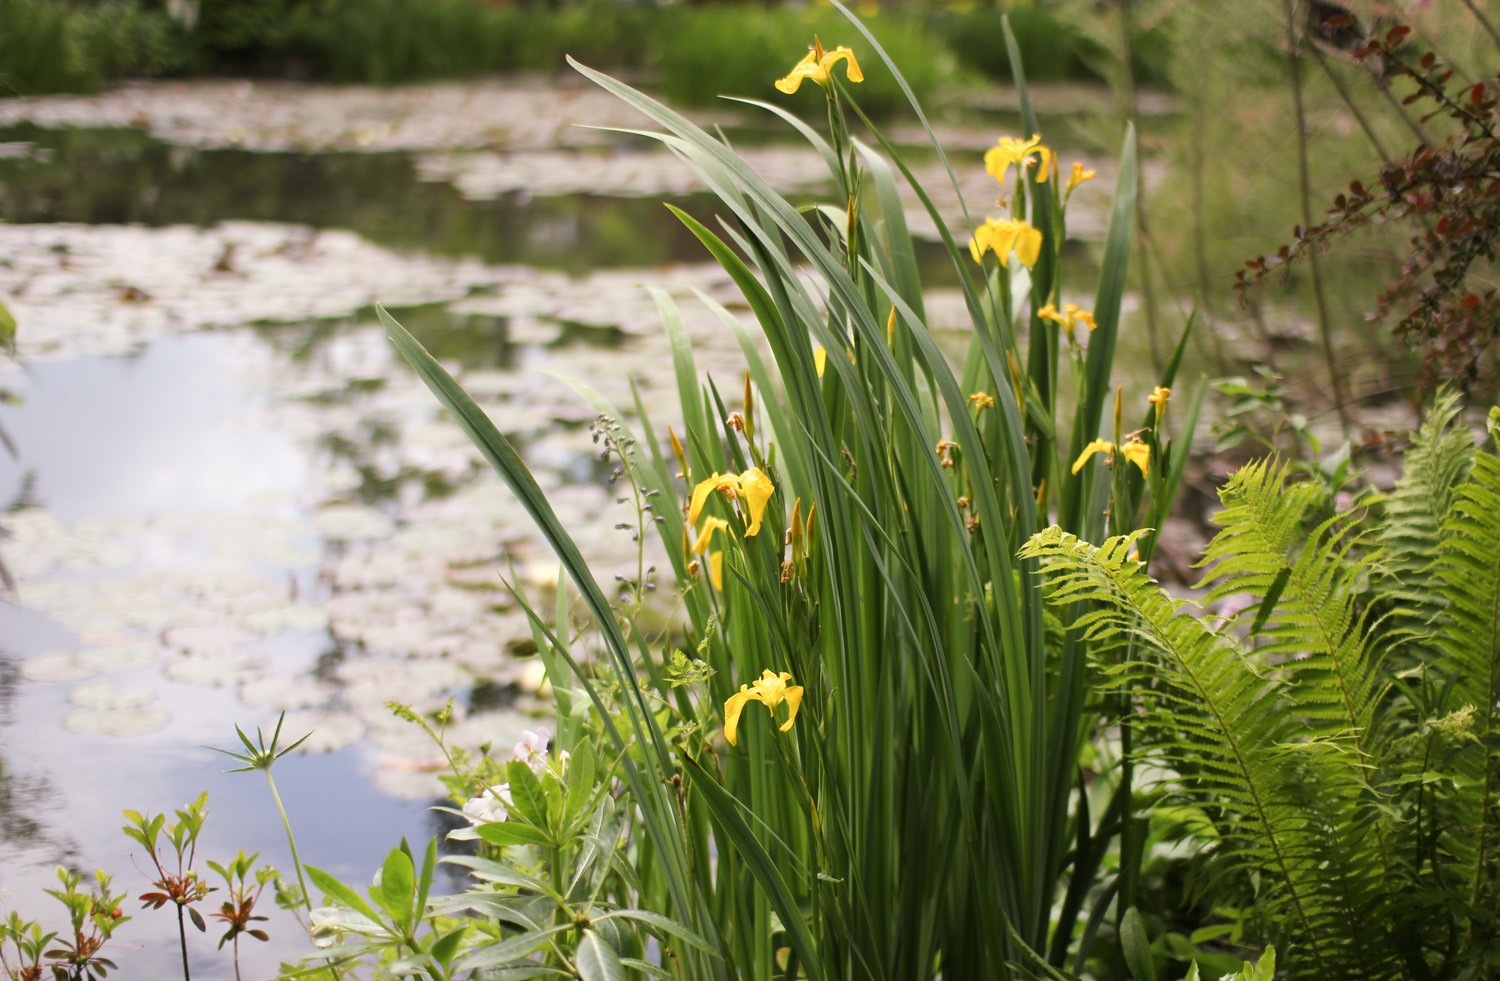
[377, 5, 1202, 976]
[0, 0, 184, 95]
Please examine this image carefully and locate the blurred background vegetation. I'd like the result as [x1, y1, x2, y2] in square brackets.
[4, 0, 1499, 413]
[0, 0, 1135, 105]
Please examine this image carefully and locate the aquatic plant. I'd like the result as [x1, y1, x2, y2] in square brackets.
[373, 4, 1204, 976]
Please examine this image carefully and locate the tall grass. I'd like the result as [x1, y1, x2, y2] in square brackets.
[0, 0, 184, 95]
[382, 5, 1199, 976]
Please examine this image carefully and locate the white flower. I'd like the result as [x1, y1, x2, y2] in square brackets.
[513, 726, 551, 771]
[462, 783, 512, 825]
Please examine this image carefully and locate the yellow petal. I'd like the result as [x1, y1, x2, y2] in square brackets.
[1034, 145, 1053, 182]
[779, 685, 804, 732]
[1071, 439, 1115, 475]
[691, 516, 730, 555]
[709, 551, 723, 590]
[814, 346, 827, 378]
[1120, 441, 1150, 477]
[723, 686, 759, 746]
[668, 426, 689, 481]
[775, 50, 819, 94]
[739, 467, 775, 537]
[689, 472, 739, 527]
[1148, 386, 1171, 410]
[1066, 162, 1096, 194]
[1013, 224, 1043, 267]
[1037, 303, 1065, 326]
[820, 47, 863, 84]
[688, 475, 717, 527]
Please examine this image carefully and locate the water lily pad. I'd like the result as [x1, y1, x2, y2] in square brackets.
[74, 641, 163, 673]
[370, 760, 447, 801]
[20, 653, 96, 684]
[240, 605, 330, 635]
[314, 505, 395, 541]
[238, 674, 338, 711]
[165, 624, 258, 656]
[63, 707, 171, 736]
[277, 709, 365, 753]
[69, 681, 157, 710]
[164, 652, 269, 687]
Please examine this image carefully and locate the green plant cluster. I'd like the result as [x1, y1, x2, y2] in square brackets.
[5, 6, 1500, 981]
[0, 0, 1116, 106]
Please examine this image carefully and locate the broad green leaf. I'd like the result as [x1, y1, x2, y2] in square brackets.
[565, 739, 595, 826]
[1121, 907, 1156, 981]
[575, 930, 624, 981]
[473, 820, 551, 849]
[305, 866, 382, 924]
[506, 760, 549, 830]
[429, 925, 467, 970]
[592, 908, 715, 953]
[453, 923, 573, 972]
[376, 847, 416, 930]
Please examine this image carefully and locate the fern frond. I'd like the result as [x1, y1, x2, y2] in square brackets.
[1431, 448, 1500, 933]
[1023, 527, 1379, 975]
[1197, 459, 1380, 746]
[1376, 389, 1473, 664]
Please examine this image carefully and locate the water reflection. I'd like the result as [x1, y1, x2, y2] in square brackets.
[0, 124, 733, 274]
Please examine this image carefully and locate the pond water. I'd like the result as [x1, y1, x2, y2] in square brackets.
[0, 78, 1116, 977]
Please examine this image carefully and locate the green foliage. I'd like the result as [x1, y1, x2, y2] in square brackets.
[376, 5, 1197, 977]
[1024, 404, 1500, 979]
[0, 0, 186, 95]
[655, 5, 951, 116]
[933, 2, 1101, 85]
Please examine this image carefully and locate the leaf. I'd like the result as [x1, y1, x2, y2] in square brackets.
[681, 756, 822, 981]
[505, 760, 549, 830]
[0, 298, 14, 356]
[453, 923, 573, 972]
[429, 925, 467, 970]
[188, 905, 207, 933]
[1120, 907, 1156, 981]
[592, 908, 715, 953]
[474, 821, 550, 849]
[305, 866, 382, 924]
[564, 739, 596, 827]
[575, 930, 624, 981]
[377, 847, 416, 930]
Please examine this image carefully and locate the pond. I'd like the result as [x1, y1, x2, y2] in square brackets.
[0, 77, 1118, 977]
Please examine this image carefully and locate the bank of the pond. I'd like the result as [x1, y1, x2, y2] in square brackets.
[0, 0, 1154, 111]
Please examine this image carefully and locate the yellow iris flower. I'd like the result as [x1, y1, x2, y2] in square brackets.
[1148, 386, 1171, 413]
[1071, 438, 1150, 477]
[1037, 302, 1096, 332]
[1066, 162, 1096, 195]
[775, 37, 863, 94]
[724, 669, 804, 746]
[969, 217, 1042, 268]
[984, 134, 1052, 186]
[691, 516, 730, 555]
[688, 467, 776, 537]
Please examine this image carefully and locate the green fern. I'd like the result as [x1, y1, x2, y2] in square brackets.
[1020, 528, 1382, 976]
[1432, 449, 1500, 952]
[1197, 458, 1381, 747]
[1026, 421, 1500, 979]
[1375, 389, 1473, 667]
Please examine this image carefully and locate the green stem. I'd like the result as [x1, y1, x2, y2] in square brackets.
[265, 772, 312, 916]
[175, 905, 191, 981]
